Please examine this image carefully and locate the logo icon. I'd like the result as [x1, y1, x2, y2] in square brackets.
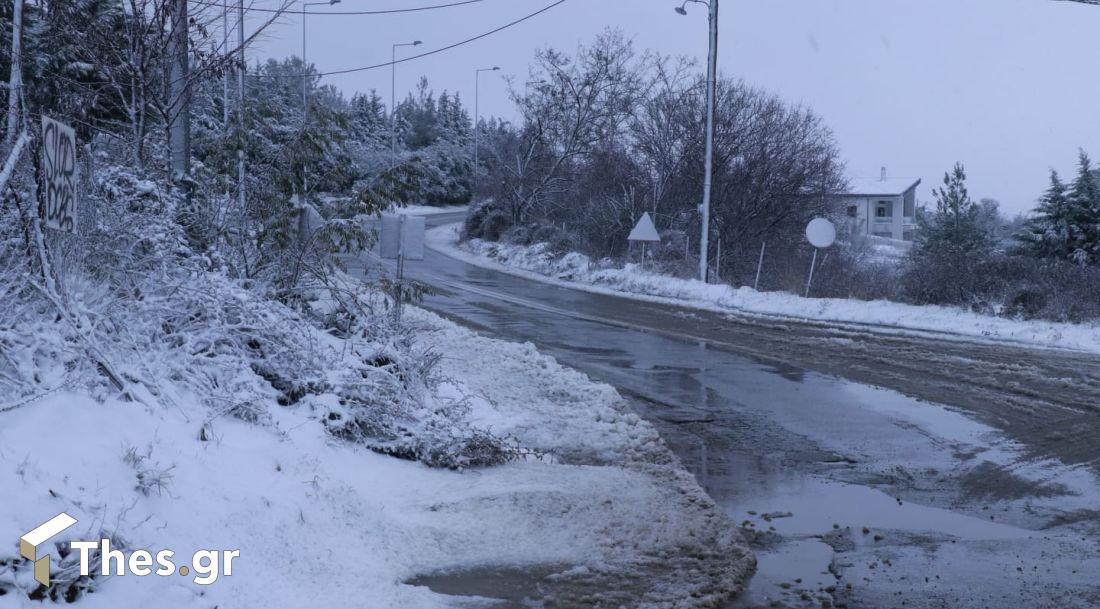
[20, 512, 77, 586]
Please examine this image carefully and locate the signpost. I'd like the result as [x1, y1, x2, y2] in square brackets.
[804, 217, 836, 297]
[753, 241, 766, 290]
[40, 116, 77, 232]
[627, 212, 661, 267]
[380, 214, 425, 320]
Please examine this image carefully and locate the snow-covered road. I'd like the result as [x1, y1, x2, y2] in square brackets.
[349, 210, 1100, 609]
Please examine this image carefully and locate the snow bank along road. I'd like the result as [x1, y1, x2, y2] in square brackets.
[438, 226, 1100, 355]
[350, 209, 1100, 609]
[0, 306, 750, 609]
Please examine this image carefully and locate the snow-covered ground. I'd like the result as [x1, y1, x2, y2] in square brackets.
[396, 204, 468, 217]
[428, 223, 1100, 355]
[0, 306, 750, 608]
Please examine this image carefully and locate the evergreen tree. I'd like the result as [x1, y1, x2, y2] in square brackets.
[398, 77, 439, 150]
[1064, 150, 1100, 265]
[905, 163, 997, 304]
[914, 163, 994, 259]
[1016, 169, 1074, 259]
[349, 90, 388, 148]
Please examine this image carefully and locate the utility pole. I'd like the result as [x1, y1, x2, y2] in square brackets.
[168, 0, 191, 182]
[237, 0, 246, 214]
[676, 0, 719, 282]
[6, 0, 23, 146]
[473, 66, 499, 192]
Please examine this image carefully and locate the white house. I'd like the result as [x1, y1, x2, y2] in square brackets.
[839, 168, 921, 241]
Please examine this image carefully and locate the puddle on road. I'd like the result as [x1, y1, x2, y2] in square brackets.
[661, 372, 1100, 608]
[406, 565, 564, 608]
[734, 476, 1032, 541]
[727, 539, 835, 609]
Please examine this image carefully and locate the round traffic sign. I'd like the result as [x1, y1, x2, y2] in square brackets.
[805, 218, 836, 249]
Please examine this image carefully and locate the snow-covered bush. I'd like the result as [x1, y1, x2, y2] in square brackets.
[1, 145, 513, 478]
[319, 322, 526, 469]
[0, 533, 123, 603]
[123, 444, 177, 497]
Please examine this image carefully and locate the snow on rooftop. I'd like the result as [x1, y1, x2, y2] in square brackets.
[844, 176, 921, 197]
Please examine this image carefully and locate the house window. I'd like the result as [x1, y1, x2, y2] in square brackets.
[902, 230, 916, 241]
[873, 231, 893, 238]
[903, 198, 914, 217]
[847, 205, 857, 218]
[876, 201, 892, 218]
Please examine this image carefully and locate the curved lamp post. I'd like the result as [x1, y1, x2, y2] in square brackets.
[473, 66, 500, 192]
[391, 40, 423, 165]
[675, 0, 719, 282]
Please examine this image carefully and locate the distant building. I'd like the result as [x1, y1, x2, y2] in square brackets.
[839, 168, 921, 241]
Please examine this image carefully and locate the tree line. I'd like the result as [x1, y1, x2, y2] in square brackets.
[1, 0, 476, 298]
[462, 30, 1100, 323]
[465, 30, 846, 284]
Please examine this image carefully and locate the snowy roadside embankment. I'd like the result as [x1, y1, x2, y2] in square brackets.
[397, 203, 468, 217]
[428, 223, 1100, 355]
[1, 303, 751, 608]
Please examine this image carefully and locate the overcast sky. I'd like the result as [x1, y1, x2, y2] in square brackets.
[246, 0, 1100, 215]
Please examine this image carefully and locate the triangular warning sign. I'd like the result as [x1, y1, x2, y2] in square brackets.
[628, 212, 661, 242]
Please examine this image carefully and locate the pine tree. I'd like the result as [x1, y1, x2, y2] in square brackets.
[915, 163, 994, 257]
[1017, 169, 1073, 259]
[1063, 150, 1100, 265]
[349, 90, 389, 148]
[906, 163, 998, 303]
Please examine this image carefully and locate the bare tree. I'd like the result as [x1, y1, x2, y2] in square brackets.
[474, 32, 846, 280]
[495, 31, 644, 224]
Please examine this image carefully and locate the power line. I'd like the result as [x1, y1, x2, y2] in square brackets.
[249, 0, 566, 78]
[188, 0, 488, 16]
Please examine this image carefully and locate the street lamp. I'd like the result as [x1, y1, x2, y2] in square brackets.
[676, 0, 719, 283]
[222, 0, 229, 125]
[473, 66, 500, 193]
[391, 40, 423, 164]
[301, 0, 340, 201]
[303, 0, 340, 112]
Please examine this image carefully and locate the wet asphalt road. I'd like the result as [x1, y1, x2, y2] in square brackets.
[353, 211, 1100, 609]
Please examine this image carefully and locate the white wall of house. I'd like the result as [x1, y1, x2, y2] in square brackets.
[841, 189, 917, 241]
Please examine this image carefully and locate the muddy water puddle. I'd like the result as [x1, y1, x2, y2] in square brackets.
[406, 565, 561, 608]
[663, 373, 1100, 609]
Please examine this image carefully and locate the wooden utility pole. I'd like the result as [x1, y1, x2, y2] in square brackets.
[6, 0, 23, 146]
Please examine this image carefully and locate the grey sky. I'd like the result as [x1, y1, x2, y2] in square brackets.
[249, 0, 1100, 215]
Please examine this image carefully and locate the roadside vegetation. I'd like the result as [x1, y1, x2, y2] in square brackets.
[0, 3, 497, 469]
[463, 31, 1100, 324]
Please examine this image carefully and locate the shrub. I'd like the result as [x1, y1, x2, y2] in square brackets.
[898, 253, 1100, 322]
[478, 209, 512, 242]
[502, 224, 536, 246]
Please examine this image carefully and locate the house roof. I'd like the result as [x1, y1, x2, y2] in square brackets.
[843, 176, 921, 197]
